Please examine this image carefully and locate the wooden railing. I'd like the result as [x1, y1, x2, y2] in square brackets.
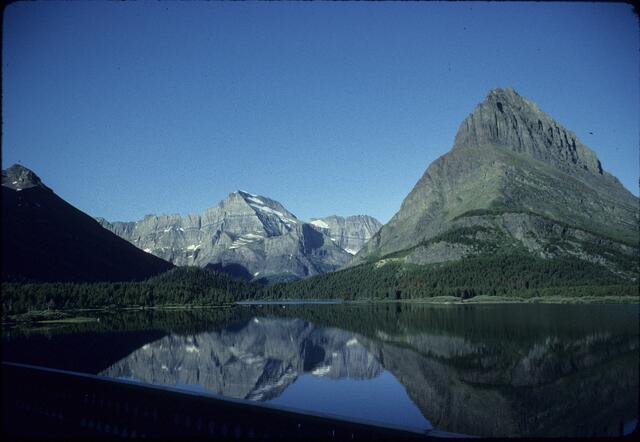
[2, 362, 449, 440]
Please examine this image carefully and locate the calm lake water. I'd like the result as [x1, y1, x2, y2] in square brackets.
[3, 303, 638, 437]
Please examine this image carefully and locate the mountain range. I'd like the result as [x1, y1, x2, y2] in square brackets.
[1, 164, 380, 283]
[2, 87, 637, 292]
[97, 192, 381, 283]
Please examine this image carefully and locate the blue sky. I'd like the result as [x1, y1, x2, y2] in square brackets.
[3, 2, 638, 224]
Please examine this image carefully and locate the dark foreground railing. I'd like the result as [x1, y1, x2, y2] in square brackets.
[2, 362, 456, 440]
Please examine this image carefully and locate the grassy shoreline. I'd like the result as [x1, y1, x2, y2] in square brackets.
[258, 295, 640, 305]
[2, 303, 236, 326]
[4, 295, 638, 327]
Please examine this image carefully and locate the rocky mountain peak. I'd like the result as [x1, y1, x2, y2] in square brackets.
[237, 189, 258, 198]
[228, 190, 300, 228]
[99, 190, 366, 281]
[454, 88, 603, 177]
[2, 164, 49, 191]
[352, 88, 638, 266]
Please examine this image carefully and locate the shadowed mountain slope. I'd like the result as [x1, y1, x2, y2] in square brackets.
[2, 164, 173, 282]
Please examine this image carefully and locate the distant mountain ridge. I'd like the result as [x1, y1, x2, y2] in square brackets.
[98, 191, 381, 282]
[1, 164, 173, 282]
[309, 215, 382, 255]
[352, 87, 638, 279]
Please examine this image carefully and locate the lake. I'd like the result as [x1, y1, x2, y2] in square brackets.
[2, 302, 638, 437]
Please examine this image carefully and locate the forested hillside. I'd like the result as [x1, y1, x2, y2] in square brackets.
[3, 267, 260, 316]
[261, 253, 637, 300]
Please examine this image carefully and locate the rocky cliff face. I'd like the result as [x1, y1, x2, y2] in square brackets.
[101, 317, 382, 401]
[353, 88, 638, 277]
[309, 215, 382, 255]
[98, 192, 377, 282]
[454, 88, 605, 177]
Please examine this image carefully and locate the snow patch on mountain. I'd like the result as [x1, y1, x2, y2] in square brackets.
[247, 196, 265, 205]
[229, 234, 265, 249]
[310, 219, 330, 229]
[249, 203, 298, 225]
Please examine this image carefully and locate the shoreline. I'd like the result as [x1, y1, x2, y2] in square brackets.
[4, 295, 638, 327]
[237, 294, 640, 305]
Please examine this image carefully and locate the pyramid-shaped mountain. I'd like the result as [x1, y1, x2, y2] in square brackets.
[2, 164, 173, 282]
[353, 88, 638, 279]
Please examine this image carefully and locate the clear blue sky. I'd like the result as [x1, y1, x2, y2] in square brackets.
[3, 2, 638, 224]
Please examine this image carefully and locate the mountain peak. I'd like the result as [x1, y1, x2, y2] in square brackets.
[227, 190, 267, 206]
[353, 88, 638, 265]
[100, 190, 357, 281]
[487, 86, 519, 98]
[454, 88, 603, 176]
[2, 164, 48, 191]
[219, 190, 300, 229]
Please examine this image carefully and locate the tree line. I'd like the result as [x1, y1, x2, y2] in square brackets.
[3, 254, 637, 317]
[261, 253, 636, 301]
[2, 267, 260, 316]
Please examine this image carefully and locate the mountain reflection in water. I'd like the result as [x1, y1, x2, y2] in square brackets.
[101, 317, 384, 401]
[100, 317, 429, 429]
[3, 303, 638, 437]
